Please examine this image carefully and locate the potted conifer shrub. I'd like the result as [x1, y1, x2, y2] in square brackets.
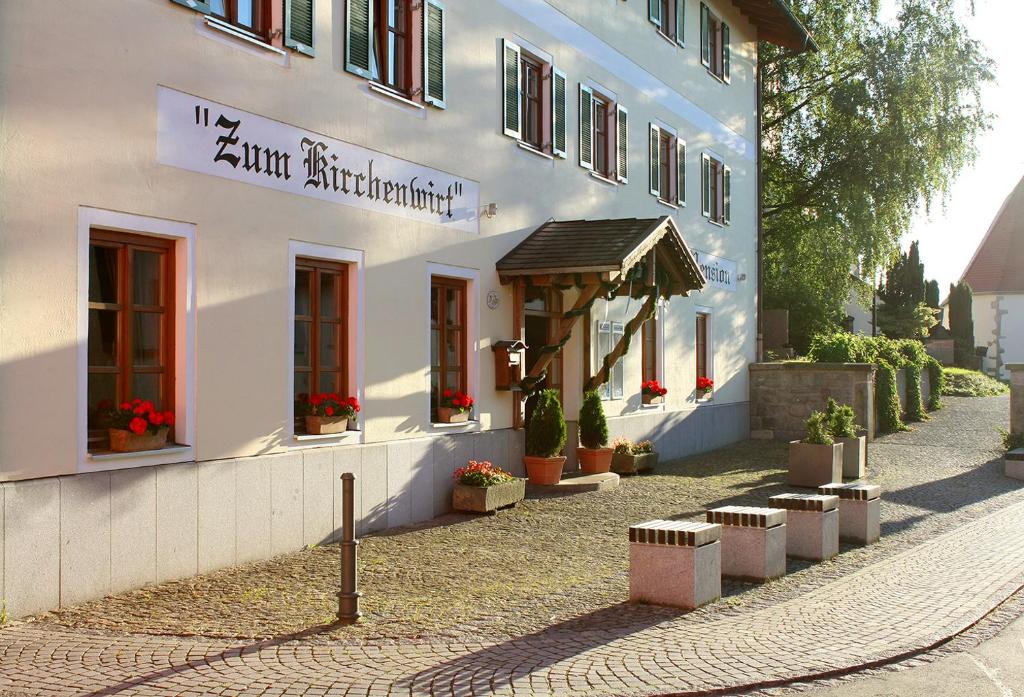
[826, 398, 866, 479]
[451, 460, 525, 514]
[788, 410, 843, 487]
[577, 390, 612, 473]
[523, 389, 567, 485]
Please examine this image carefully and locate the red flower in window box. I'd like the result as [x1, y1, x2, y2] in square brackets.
[299, 392, 360, 435]
[696, 377, 714, 396]
[641, 380, 668, 404]
[437, 390, 474, 423]
[106, 398, 173, 452]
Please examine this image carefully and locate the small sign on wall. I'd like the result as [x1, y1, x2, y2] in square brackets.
[694, 250, 738, 292]
[156, 86, 481, 233]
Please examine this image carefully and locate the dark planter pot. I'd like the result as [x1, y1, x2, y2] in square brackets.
[788, 441, 843, 487]
[642, 394, 664, 405]
[109, 427, 169, 453]
[576, 447, 613, 473]
[304, 415, 356, 435]
[436, 407, 470, 423]
[452, 479, 526, 514]
[523, 456, 567, 485]
[611, 451, 659, 475]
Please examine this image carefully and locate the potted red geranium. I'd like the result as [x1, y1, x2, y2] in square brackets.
[108, 399, 175, 452]
[641, 379, 668, 405]
[437, 389, 474, 423]
[696, 376, 714, 398]
[299, 392, 360, 434]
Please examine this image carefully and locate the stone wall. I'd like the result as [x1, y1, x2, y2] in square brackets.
[749, 363, 876, 442]
[0, 401, 748, 620]
[1010, 365, 1024, 435]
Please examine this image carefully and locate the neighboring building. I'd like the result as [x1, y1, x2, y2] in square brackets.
[842, 273, 880, 336]
[957, 175, 1024, 378]
[0, 1, 813, 617]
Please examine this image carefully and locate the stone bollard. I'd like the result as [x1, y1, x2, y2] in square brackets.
[337, 473, 362, 623]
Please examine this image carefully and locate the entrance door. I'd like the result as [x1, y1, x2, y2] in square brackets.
[523, 286, 563, 424]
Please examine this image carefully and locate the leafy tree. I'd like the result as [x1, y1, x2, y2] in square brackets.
[762, 0, 992, 352]
[948, 281, 975, 367]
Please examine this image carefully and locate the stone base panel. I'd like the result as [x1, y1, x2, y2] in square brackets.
[0, 401, 750, 619]
[783, 508, 840, 561]
[629, 541, 722, 610]
[719, 523, 787, 582]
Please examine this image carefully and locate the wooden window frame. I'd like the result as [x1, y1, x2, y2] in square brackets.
[696, 312, 709, 382]
[294, 257, 349, 431]
[658, 130, 674, 201]
[524, 287, 563, 402]
[87, 229, 176, 451]
[431, 276, 468, 421]
[520, 54, 545, 150]
[588, 92, 619, 180]
[209, 0, 273, 40]
[641, 314, 658, 385]
[375, 0, 413, 95]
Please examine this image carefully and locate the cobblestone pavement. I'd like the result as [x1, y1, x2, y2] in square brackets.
[1, 395, 1023, 696]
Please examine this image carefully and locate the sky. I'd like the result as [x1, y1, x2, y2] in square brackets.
[889, 0, 1024, 297]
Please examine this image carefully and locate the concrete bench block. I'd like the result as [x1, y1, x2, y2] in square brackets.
[707, 506, 788, 582]
[819, 483, 881, 544]
[769, 494, 839, 561]
[628, 520, 722, 609]
[1006, 451, 1024, 481]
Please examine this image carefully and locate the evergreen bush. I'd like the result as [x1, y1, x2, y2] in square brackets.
[578, 390, 609, 449]
[525, 389, 567, 458]
[825, 398, 858, 439]
[804, 411, 834, 445]
[905, 362, 926, 422]
[876, 361, 906, 433]
[926, 356, 944, 410]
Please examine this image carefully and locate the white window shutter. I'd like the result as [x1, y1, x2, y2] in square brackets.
[677, 138, 687, 206]
[616, 104, 628, 183]
[612, 322, 625, 399]
[723, 165, 732, 224]
[423, 0, 446, 108]
[722, 23, 731, 83]
[676, 0, 686, 47]
[579, 83, 594, 170]
[345, 0, 373, 79]
[502, 39, 521, 139]
[700, 3, 711, 67]
[649, 0, 662, 28]
[649, 123, 661, 196]
[701, 153, 711, 217]
[597, 321, 610, 400]
[552, 68, 568, 158]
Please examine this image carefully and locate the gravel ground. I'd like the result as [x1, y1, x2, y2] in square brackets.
[33, 395, 1018, 644]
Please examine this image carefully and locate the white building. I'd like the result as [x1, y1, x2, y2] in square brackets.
[0, 0, 813, 617]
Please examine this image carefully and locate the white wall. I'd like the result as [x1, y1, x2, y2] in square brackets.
[974, 293, 1024, 378]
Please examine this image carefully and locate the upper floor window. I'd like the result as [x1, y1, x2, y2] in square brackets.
[700, 3, 731, 82]
[579, 85, 628, 182]
[649, 123, 686, 206]
[169, 0, 315, 55]
[648, 0, 685, 46]
[701, 153, 731, 225]
[345, 0, 447, 108]
[502, 39, 567, 158]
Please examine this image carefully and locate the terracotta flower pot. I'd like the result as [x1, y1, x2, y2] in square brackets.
[436, 407, 470, 423]
[109, 427, 169, 453]
[576, 447, 613, 473]
[523, 455, 567, 485]
[642, 393, 664, 405]
[304, 415, 356, 435]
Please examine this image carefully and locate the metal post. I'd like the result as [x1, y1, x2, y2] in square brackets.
[337, 472, 362, 623]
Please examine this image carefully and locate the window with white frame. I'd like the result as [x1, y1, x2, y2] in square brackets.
[700, 2, 731, 82]
[695, 309, 713, 399]
[169, 0, 315, 55]
[596, 320, 625, 400]
[649, 123, 686, 206]
[648, 0, 686, 46]
[701, 153, 731, 225]
[580, 84, 628, 182]
[502, 39, 567, 158]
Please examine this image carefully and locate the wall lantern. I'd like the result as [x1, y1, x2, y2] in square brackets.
[492, 339, 527, 391]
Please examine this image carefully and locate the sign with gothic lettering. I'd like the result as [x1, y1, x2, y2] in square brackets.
[693, 250, 738, 292]
[156, 86, 480, 232]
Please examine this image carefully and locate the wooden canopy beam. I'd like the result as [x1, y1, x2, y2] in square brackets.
[584, 291, 659, 393]
[521, 283, 605, 392]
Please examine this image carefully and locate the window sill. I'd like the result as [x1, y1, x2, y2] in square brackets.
[656, 30, 679, 47]
[706, 69, 727, 84]
[656, 198, 680, 210]
[430, 419, 480, 429]
[87, 445, 192, 463]
[589, 171, 619, 186]
[294, 429, 361, 443]
[368, 82, 426, 110]
[516, 141, 555, 160]
[204, 15, 285, 56]
[639, 402, 664, 410]
[707, 218, 725, 227]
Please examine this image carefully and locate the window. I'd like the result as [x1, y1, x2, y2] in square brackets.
[430, 277, 468, 421]
[502, 39, 567, 158]
[579, 85, 627, 180]
[87, 230, 175, 451]
[345, 0, 447, 107]
[593, 97, 608, 175]
[649, 123, 686, 206]
[700, 3, 731, 82]
[641, 315, 658, 385]
[701, 153, 731, 225]
[524, 287, 563, 400]
[596, 321, 625, 400]
[696, 311, 710, 391]
[294, 258, 349, 431]
[648, 0, 685, 46]
[169, 0, 315, 55]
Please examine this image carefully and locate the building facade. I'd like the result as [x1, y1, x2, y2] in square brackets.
[0, 0, 811, 617]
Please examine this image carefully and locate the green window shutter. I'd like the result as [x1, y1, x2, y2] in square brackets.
[579, 83, 594, 170]
[170, 0, 211, 13]
[676, 138, 686, 206]
[616, 104, 628, 183]
[345, 0, 373, 78]
[649, 0, 662, 28]
[723, 165, 732, 224]
[502, 39, 521, 139]
[649, 123, 661, 197]
[284, 0, 315, 57]
[552, 68, 568, 158]
[722, 23, 731, 83]
[423, 0, 446, 108]
[676, 0, 685, 46]
[701, 154, 711, 216]
[700, 3, 710, 67]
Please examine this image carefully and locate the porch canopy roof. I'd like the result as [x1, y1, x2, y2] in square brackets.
[735, 0, 818, 53]
[496, 216, 705, 297]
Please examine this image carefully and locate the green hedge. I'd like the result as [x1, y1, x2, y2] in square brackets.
[926, 356, 944, 410]
[905, 362, 926, 422]
[876, 361, 906, 433]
